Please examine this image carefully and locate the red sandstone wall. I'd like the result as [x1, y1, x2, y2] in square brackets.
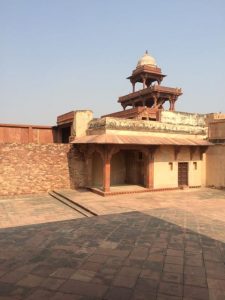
[0, 144, 86, 196]
[0, 124, 56, 144]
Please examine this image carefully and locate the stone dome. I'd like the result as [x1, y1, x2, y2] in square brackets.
[137, 51, 157, 67]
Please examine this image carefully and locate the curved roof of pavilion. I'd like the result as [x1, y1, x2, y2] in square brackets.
[71, 134, 212, 146]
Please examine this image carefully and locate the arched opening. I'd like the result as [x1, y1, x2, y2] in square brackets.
[92, 151, 103, 187]
[111, 151, 126, 185]
[110, 150, 145, 187]
[163, 100, 170, 111]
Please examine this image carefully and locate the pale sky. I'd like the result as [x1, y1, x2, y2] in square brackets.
[1, 0, 225, 125]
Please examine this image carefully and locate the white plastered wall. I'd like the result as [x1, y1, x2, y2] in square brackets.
[154, 146, 203, 189]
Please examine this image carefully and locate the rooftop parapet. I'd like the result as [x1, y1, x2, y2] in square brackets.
[159, 111, 206, 127]
[88, 117, 207, 136]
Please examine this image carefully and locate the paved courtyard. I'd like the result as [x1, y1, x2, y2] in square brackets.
[0, 188, 225, 299]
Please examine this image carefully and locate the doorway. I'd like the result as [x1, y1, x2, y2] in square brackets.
[178, 162, 188, 186]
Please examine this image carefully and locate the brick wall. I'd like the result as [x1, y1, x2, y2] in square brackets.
[0, 144, 86, 196]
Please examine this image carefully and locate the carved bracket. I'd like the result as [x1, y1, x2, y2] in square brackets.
[199, 146, 208, 160]
[174, 146, 181, 161]
[190, 146, 197, 161]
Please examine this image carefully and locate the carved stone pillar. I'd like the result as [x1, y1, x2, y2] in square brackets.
[85, 156, 92, 187]
[103, 157, 110, 192]
[144, 147, 157, 189]
[145, 153, 154, 189]
[153, 95, 158, 108]
[143, 77, 146, 89]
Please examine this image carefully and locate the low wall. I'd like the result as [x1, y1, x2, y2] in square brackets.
[0, 124, 56, 144]
[0, 144, 86, 196]
[159, 111, 206, 127]
[206, 145, 225, 188]
[209, 121, 225, 141]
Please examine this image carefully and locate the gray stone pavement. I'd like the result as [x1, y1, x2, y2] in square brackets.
[0, 188, 225, 299]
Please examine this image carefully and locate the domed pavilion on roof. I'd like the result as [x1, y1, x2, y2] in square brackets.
[103, 51, 182, 120]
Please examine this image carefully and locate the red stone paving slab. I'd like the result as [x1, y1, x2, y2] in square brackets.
[0, 195, 83, 228]
[0, 188, 225, 299]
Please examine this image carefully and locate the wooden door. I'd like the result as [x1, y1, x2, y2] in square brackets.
[178, 162, 188, 186]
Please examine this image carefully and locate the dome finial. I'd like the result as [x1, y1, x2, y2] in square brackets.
[136, 51, 157, 67]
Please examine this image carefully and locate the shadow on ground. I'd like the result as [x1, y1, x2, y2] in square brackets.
[0, 208, 225, 300]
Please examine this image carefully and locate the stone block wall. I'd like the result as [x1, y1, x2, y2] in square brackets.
[159, 111, 206, 127]
[0, 144, 86, 196]
[206, 145, 225, 189]
[208, 121, 225, 141]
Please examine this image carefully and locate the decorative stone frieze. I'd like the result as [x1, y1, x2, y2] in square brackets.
[88, 117, 207, 135]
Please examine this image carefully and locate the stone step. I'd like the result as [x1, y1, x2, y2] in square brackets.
[49, 190, 97, 217]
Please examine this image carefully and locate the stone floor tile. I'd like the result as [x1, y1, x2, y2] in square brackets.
[161, 272, 183, 284]
[31, 264, 56, 277]
[40, 277, 65, 290]
[113, 275, 137, 288]
[157, 294, 182, 300]
[16, 274, 44, 288]
[139, 269, 161, 281]
[147, 253, 165, 263]
[163, 263, 183, 274]
[158, 282, 183, 297]
[129, 247, 149, 260]
[142, 261, 164, 272]
[0, 281, 15, 297]
[205, 261, 225, 280]
[208, 288, 225, 300]
[123, 258, 145, 268]
[183, 285, 209, 300]
[70, 269, 96, 282]
[131, 289, 156, 299]
[51, 292, 82, 300]
[184, 265, 206, 277]
[87, 254, 109, 264]
[50, 267, 75, 279]
[149, 247, 166, 256]
[135, 278, 158, 294]
[105, 256, 125, 268]
[203, 250, 223, 263]
[59, 279, 108, 298]
[117, 266, 141, 278]
[80, 262, 102, 272]
[0, 270, 7, 278]
[104, 286, 133, 300]
[184, 273, 207, 287]
[207, 278, 225, 291]
[25, 289, 55, 300]
[0, 271, 28, 284]
[0, 297, 20, 300]
[184, 254, 204, 267]
[166, 249, 183, 257]
[165, 256, 184, 265]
